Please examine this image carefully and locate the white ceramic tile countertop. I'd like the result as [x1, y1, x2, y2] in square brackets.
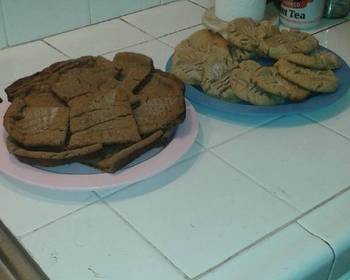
[0, 2, 350, 280]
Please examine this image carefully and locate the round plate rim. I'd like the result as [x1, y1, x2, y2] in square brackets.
[0, 100, 198, 191]
[166, 47, 350, 116]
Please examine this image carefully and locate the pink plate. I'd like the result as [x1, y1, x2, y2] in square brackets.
[0, 100, 198, 191]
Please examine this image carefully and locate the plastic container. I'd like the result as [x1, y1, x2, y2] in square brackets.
[215, 0, 267, 22]
[324, 0, 350, 18]
[280, 0, 326, 29]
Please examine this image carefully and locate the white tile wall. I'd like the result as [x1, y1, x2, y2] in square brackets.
[45, 19, 152, 57]
[122, 1, 204, 37]
[0, 41, 66, 85]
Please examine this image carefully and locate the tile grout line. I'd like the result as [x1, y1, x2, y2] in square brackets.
[100, 199, 192, 280]
[118, 0, 185, 27]
[205, 114, 285, 150]
[120, 16, 203, 42]
[210, 143, 350, 218]
[120, 17, 158, 40]
[208, 149, 300, 212]
[297, 222, 337, 280]
[312, 19, 350, 35]
[94, 186, 140, 200]
[204, 113, 350, 212]
[100, 23, 205, 57]
[302, 114, 350, 142]
[0, 4, 348, 277]
[1, 23, 92, 50]
[56, 15, 350, 59]
[19, 193, 101, 240]
[0, 5, 346, 51]
[118, 0, 203, 42]
[101, 38, 157, 57]
[94, 139, 350, 279]
[120, 1, 205, 41]
[194, 184, 350, 279]
[87, 0, 92, 25]
[157, 23, 203, 39]
[0, 0, 186, 51]
[95, 147, 208, 201]
[193, 222, 302, 279]
[41, 40, 71, 58]
[15, 156, 350, 278]
[156, 23, 204, 48]
[187, 0, 210, 9]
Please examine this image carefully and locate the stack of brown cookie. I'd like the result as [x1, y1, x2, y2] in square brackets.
[3, 53, 186, 173]
[171, 17, 342, 106]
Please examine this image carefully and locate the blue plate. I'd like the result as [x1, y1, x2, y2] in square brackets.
[165, 49, 350, 116]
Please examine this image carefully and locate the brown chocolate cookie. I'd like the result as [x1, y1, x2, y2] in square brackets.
[113, 52, 154, 92]
[4, 54, 186, 173]
[7, 138, 103, 167]
[133, 71, 186, 136]
[4, 97, 69, 148]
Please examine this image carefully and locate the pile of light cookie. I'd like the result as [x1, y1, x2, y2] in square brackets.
[171, 18, 342, 106]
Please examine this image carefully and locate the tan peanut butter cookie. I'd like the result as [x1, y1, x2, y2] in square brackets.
[283, 50, 342, 70]
[252, 67, 311, 102]
[201, 47, 240, 102]
[259, 30, 319, 59]
[227, 18, 279, 52]
[275, 59, 339, 93]
[230, 46, 257, 61]
[171, 29, 230, 85]
[230, 60, 285, 106]
[171, 47, 208, 85]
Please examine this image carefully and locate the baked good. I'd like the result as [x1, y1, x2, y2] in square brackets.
[5, 56, 116, 102]
[113, 52, 154, 92]
[7, 138, 103, 167]
[259, 30, 319, 59]
[4, 97, 69, 148]
[275, 59, 339, 93]
[82, 130, 164, 173]
[171, 29, 230, 85]
[178, 29, 229, 52]
[171, 46, 207, 85]
[283, 51, 342, 70]
[252, 67, 311, 102]
[227, 18, 259, 51]
[170, 20, 341, 107]
[227, 18, 279, 52]
[3, 54, 186, 173]
[230, 46, 256, 61]
[133, 71, 186, 136]
[230, 60, 285, 106]
[201, 47, 240, 101]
